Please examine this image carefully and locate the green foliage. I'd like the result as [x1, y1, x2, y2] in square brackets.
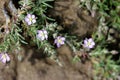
[81, 0, 120, 29]
[80, 0, 120, 79]
[91, 49, 119, 79]
[0, 23, 26, 52]
[0, 0, 55, 55]
[19, 0, 56, 57]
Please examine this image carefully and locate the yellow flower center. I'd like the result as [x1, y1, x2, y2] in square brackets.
[41, 33, 44, 37]
[58, 39, 62, 43]
[29, 17, 32, 21]
[87, 41, 91, 46]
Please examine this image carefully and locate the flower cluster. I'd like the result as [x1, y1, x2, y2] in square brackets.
[36, 30, 48, 41]
[36, 30, 65, 48]
[25, 14, 36, 25]
[25, 14, 66, 48]
[28, 13, 94, 50]
[0, 52, 10, 63]
[24, 14, 95, 55]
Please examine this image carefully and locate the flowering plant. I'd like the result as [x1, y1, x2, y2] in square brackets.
[0, 0, 120, 79]
[80, 0, 120, 79]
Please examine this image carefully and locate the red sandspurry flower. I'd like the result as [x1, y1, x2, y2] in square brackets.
[0, 52, 10, 64]
[25, 14, 36, 25]
[54, 36, 65, 48]
[83, 38, 95, 49]
[36, 30, 48, 41]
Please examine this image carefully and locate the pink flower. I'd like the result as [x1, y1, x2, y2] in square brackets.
[54, 36, 65, 48]
[0, 52, 10, 63]
[36, 30, 48, 41]
[83, 38, 95, 49]
[25, 14, 36, 25]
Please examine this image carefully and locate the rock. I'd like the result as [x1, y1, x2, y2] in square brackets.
[16, 46, 93, 80]
[48, 0, 97, 38]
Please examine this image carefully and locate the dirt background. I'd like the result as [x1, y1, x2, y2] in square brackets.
[0, 45, 93, 80]
[0, 0, 97, 80]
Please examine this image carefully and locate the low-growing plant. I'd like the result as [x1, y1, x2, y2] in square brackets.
[80, 0, 120, 79]
[0, 0, 120, 79]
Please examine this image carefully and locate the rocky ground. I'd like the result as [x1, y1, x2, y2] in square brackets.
[0, 45, 93, 80]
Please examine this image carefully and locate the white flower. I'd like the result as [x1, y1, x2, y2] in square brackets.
[25, 14, 36, 25]
[54, 36, 65, 48]
[0, 52, 10, 63]
[83, 38, 95, 49]
[36, 30, 48, 41]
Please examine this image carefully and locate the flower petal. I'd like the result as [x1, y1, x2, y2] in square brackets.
[61, 37, 65, 41]
[32, 15, 35, 18]
[25, 17, 30, 22]
[2, 58, 6, 63]
[5, 54, 10, 62]
[40, 36, 45, 41]
[0, 54, 2, 60]
[45, 35, 48, 40]
[61, 41, 64, 45]
[88, 38, 93, 43]
[32, 19, 36, 24]
[88, 45, 93, 49]
[54, 39, 57, 44]
[27, 21, 32, 25]
[37, 30, 42, 34]
[43, 30, 47, 35]
[57, 43, 61, 48]
[27, 14, 31, 18]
